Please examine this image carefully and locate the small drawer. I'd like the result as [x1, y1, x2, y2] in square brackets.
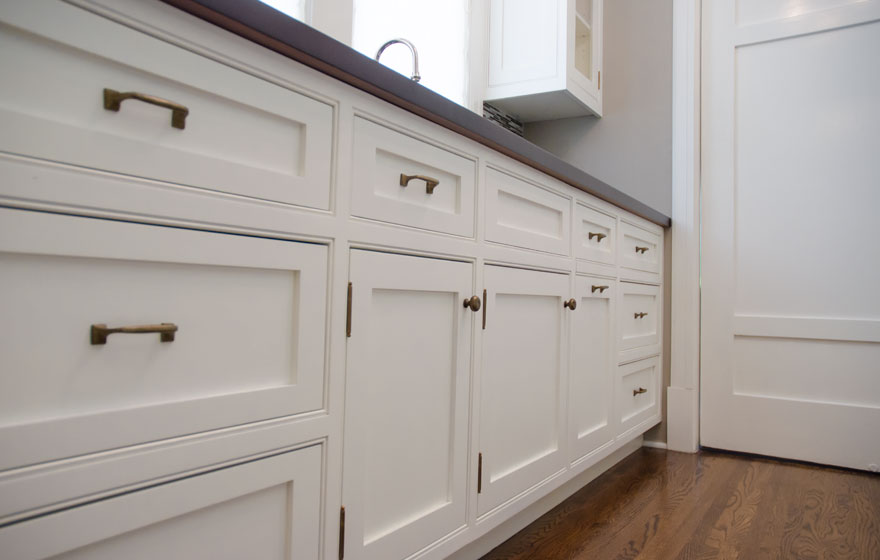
[0, 209, 327, 470]
[619, 282, 660, 361]
[351, 117, 476, 237]
[618, 357, 661, 435]
[619, 221, 660, 274]
[0, 3, 333, 209]
[0, 444, 322, 559]
[574, 203, 616, 265]
[485, 167, 571, 255]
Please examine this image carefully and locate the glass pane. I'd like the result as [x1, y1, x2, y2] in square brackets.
[575, 15, 592, 80]
[258, 0, 307, 22]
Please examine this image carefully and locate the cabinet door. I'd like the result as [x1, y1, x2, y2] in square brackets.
[0, 444, 322, 560]
[569, 276, 615, 464]
[343, 250, 474, 560]
[478, 265, 569, 516]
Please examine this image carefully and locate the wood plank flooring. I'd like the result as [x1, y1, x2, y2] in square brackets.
[480, 448, 880, 560]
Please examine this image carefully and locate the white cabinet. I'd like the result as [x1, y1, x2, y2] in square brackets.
[485, 0, 603, 120]
[618, 282, 660, 363]
[0, 444, 323, 560]
[569, 275, 615, 463]
[617, 357, 661, 438]
[574, 203, 616, 266]
[342, 250, 475, 560]
[478, 265, 569, 516]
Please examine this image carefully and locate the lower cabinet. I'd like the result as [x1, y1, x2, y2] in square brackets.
[478, 265, 569, 516]
[342, 250, 476, 560]
[569, 276, 616, 463]
[617, 356, 661, 437]
[0, 443, 323, 560]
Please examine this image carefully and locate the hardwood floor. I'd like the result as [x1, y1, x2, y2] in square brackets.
[480, 448, 880, 560]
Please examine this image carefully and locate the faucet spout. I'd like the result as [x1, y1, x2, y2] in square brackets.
[375, 38, 421, 82]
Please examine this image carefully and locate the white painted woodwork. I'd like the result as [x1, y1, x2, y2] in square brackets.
[617, 357, 661, 437]
[485, 167, 572, 256]
[573, 203, 616, 266]
[0, 208, 327, 470]
[569, 275, 615, 464]
[618, 282, 660, 362]
[0, 1, 333, 210]
[618, 221, 660, 275]
[485, 0, 603, 119]
[343, 250, 473, 560]
[701, 0, 880, 470]
[351, 117, 476, 237]
[479, 265, 569, 516]
[0, 444, 323, 560]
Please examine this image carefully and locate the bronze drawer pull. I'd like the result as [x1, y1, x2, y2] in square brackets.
[564, 298, 577, 310]
[103, 88, 189, 130]
[588, 232, 606, 242]
[399, 173, 440, 194]
[464, 295, 481, 312]
[91, 323, 178, 345]
[634, 312, 648, 319]
[635, 246, 649, 254]
[591, 285, 609, 294]
[633, 387, 647, 396]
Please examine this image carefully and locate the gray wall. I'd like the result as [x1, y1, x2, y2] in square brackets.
[524, 0, 673, 216]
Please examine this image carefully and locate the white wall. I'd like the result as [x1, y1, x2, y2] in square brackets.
[524, 0, 673, 217]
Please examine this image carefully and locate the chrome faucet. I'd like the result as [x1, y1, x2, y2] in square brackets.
[375, 38, 421, 83]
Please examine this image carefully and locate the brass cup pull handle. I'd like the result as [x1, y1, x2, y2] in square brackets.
[91, 323, 178, 345]
[635, 246, 649, 254]
[588, 232, 607, 242]
[591, 285, 609, 294]
[103, 88, 189, 130]
[463, 295, 482, 312]
[400, 173, 440, 194]
[634, 312, 648, 319]
[564, 298, 577, 310]
[633, 387, 648, 396]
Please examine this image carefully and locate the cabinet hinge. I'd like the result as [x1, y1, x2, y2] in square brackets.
[481, 289, 487, 330]
[339, 506, 346, 559]
[477, 452, 483, 493]
[598, 70, 601, 90]
[346, 282, 353, 338]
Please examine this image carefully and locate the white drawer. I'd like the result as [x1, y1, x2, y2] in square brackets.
[619, 282, 660, 362]
[0, 209, 327, 470]
[351, 117, 476, 237]
[485, 167, 571, 255]
[0, 2, 333, 210]
[619, 221, 661, 275]
[0, 443, 322, 560]
[574, 203, 616, 265]
[617, 357, 661, 435]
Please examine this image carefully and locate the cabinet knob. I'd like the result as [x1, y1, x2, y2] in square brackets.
[635, 246, 649, 254]
[463, 295, 481, 312]
[400, 173, 440, 194]
[634, 312, 648, 319]
[591, 285, 609, 294]
[564, 298, 577, 310]
[588, 232, 607, 242]
[633, 387, 648, 396]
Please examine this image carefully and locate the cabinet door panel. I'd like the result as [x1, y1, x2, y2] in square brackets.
[479, 265, 568, 516]
[569, 276, 615, 463]
[344, 250, 473, 560]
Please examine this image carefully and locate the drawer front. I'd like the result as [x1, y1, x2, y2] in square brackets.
[0, 3, 333, 209]
[574, 203, 616, 265]
[619, 222, 660, 274]
[0, 444, 322, 560]
[618, 357, 661, 435]
[485, 167, 571, 255]
[351, 117, 476, 237]
[619, 282, 660, 361]
[0, 209, 327, 470]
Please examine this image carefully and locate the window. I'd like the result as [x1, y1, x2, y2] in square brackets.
[258, 0, 307, 23]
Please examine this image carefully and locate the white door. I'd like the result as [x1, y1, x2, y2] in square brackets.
[701, 0, 880, 471]
[478, 264, 569, 516]
[343, 250, 475, 560]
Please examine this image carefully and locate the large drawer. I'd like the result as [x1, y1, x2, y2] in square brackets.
[0, 2, 333, 210]
[617, 357, 661, 436]
[351, 116, 476, 237]
[0, 209, 328, 470]
[0, 443, 323, 560]
[619, 281, 660, 362]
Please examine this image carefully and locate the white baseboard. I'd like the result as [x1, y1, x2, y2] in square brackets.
[642, 440, 668, 450]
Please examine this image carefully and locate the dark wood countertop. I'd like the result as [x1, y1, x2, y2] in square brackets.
[160, 0, 671, 227]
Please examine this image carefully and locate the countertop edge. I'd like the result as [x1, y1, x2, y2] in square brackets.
[159, 0, 671, 228]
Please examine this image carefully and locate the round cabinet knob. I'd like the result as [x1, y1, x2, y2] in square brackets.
[564, 298, 577, 310]
[463, 295, 481, 312]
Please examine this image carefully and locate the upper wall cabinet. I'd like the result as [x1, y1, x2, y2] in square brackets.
[485, 0, 603, 121]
